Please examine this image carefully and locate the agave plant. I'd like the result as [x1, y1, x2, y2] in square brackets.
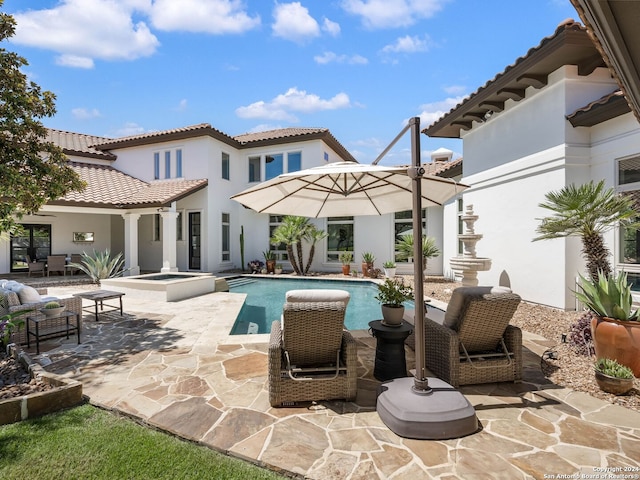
[68, 249, 129, 285]
[574, 270, 639, 321]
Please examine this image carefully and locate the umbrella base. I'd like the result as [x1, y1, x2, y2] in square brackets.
[376, 376, 478, 439]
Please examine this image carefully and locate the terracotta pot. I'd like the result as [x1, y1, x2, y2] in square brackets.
[342, 264, 351, 275]
[591, 316, 640, 377]
[361, 262, 373, 278]
[594, 370, 634, 395]
[381, 304, 404, 326]
[266, 259, 276, 274]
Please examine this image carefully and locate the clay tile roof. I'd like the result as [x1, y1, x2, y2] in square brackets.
[234, 127, 328, 143]
[92, 123, 238, 150]
[46, 129, 116, 160]
[566, 89, 631, 126]
[50, 162, 207, 208]
[234, 127, 357, 162]
[424, 20, 605, 138]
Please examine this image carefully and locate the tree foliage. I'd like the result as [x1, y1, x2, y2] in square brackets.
[0, 3, 84, 234]
[533, 180, 638, 281]
[270, 216, 326, 276]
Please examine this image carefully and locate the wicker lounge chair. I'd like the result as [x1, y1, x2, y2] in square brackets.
[268, 289, 357, 407]
[423, 286, 522, 387]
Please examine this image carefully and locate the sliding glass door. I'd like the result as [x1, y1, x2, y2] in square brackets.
[10, 224, 51, 272]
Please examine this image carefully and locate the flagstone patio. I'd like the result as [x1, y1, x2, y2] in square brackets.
[23, 284, 640, 479]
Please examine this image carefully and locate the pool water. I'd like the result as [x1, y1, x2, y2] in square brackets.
[229, 277, 414, 334]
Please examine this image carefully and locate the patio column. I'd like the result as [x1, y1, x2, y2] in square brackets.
[160, 211, 178, 272]
[122, 213, 141, 276]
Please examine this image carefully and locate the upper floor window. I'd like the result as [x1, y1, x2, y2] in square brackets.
[222, 152, 230, 180]
[266, 153, 284, 180]
[153, 152, 160, 180]
[164, 151, 171, 179]
[176, 149, 183, 177]
[248, 156, 261, 182]
[288, 152, 301, 173]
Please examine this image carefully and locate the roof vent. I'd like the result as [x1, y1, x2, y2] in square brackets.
[431, 147, 453, 163]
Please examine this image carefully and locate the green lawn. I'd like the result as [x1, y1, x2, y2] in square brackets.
[0, 404, 286, 480]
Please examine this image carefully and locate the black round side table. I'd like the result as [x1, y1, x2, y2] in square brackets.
[369, 320, 413, 382]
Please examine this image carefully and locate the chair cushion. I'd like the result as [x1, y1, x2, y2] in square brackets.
[285, 289, 350, 305]
[14, 284, 43, 304]
[443, 286, 512, 329]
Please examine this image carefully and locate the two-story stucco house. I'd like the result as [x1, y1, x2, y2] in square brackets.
[0, 123, 460, 278]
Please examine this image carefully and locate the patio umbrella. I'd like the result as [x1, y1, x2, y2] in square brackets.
[231, 117, 476, 439]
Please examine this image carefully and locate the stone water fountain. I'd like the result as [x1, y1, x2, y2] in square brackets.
[449, 204, 491, 286]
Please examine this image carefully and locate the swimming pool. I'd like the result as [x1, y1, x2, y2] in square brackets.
[229, 277, 414, 334]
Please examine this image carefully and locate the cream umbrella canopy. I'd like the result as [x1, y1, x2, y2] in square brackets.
[231, 117, 476, 439]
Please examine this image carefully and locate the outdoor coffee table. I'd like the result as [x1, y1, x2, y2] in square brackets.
[73, 290, 125, 321]
[26, 311, 80, 355]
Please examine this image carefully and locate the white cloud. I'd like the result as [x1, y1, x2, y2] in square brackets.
[176, 99, 188, 111]
[340, 0, 447, 29]
[113, 122, 149, 137]
[72, 107, 102, 120]
[272, 2, 320, 44]
[443, 85, 467, 95]
[12, 0, 159, 68]
[418, 96, 466, 127]
[381, 35, 431, 54]
[236, 87, 351, 122]
[314, 51, 368, 65]
[322, 17, 340, 36]
[148, 0, 260, 34]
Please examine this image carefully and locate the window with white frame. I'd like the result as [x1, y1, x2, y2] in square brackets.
[222, 152, 230, 180]
[394, 209, 427, 263]
[221, 212, 230, 262]
[164, 151, 171, 179]
[617, 156, 640, 292]
[248, 156, 261, 182]
[153, 152, 160, 179]
[176, 149, 183, 177]
[176, 211, 183, 241]
[288, 152, 302, 172]
[153, 214, 161, 241]
[327, 216, 354, 262]
[265, 153, 284, 180]
[268, 215, 289, 261]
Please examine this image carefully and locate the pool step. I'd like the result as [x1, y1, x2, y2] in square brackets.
[226, 277, 258, 288]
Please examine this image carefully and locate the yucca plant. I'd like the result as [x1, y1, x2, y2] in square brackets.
[595, 358, 634, 379]
[574, 270, 639, 321]
[68, 249, 129, 285]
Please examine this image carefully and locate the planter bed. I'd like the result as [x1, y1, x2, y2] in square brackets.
[0, 345, 83, 425]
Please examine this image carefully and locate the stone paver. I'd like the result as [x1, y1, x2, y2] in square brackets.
[24, 285, 640, 479]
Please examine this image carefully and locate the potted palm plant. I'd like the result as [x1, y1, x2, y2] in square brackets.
[574, 270, 640, 376]
[375, 279, 413, 326]
[263, 250, 276, 274]
[594, 358, 635, 395]
[382, 261, 396, 278]
[395, 234, 440, 276]
[339, 251, 353, 275]
[361, 252, 375, 278]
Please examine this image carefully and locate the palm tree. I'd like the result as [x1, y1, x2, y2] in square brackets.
[303, 225, 328, 274]
[270, 216, 310, 275]
[395, 234, 441, 271]
[534, 180, 638, 282]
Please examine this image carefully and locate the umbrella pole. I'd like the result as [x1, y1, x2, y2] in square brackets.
[376, 117, 477, 439]
[409, 118, 429, 391]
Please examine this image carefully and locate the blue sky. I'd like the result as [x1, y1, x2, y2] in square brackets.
[5, 0, 578, 165]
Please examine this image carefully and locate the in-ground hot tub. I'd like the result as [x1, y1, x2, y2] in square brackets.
[101, 272, 216, 302]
